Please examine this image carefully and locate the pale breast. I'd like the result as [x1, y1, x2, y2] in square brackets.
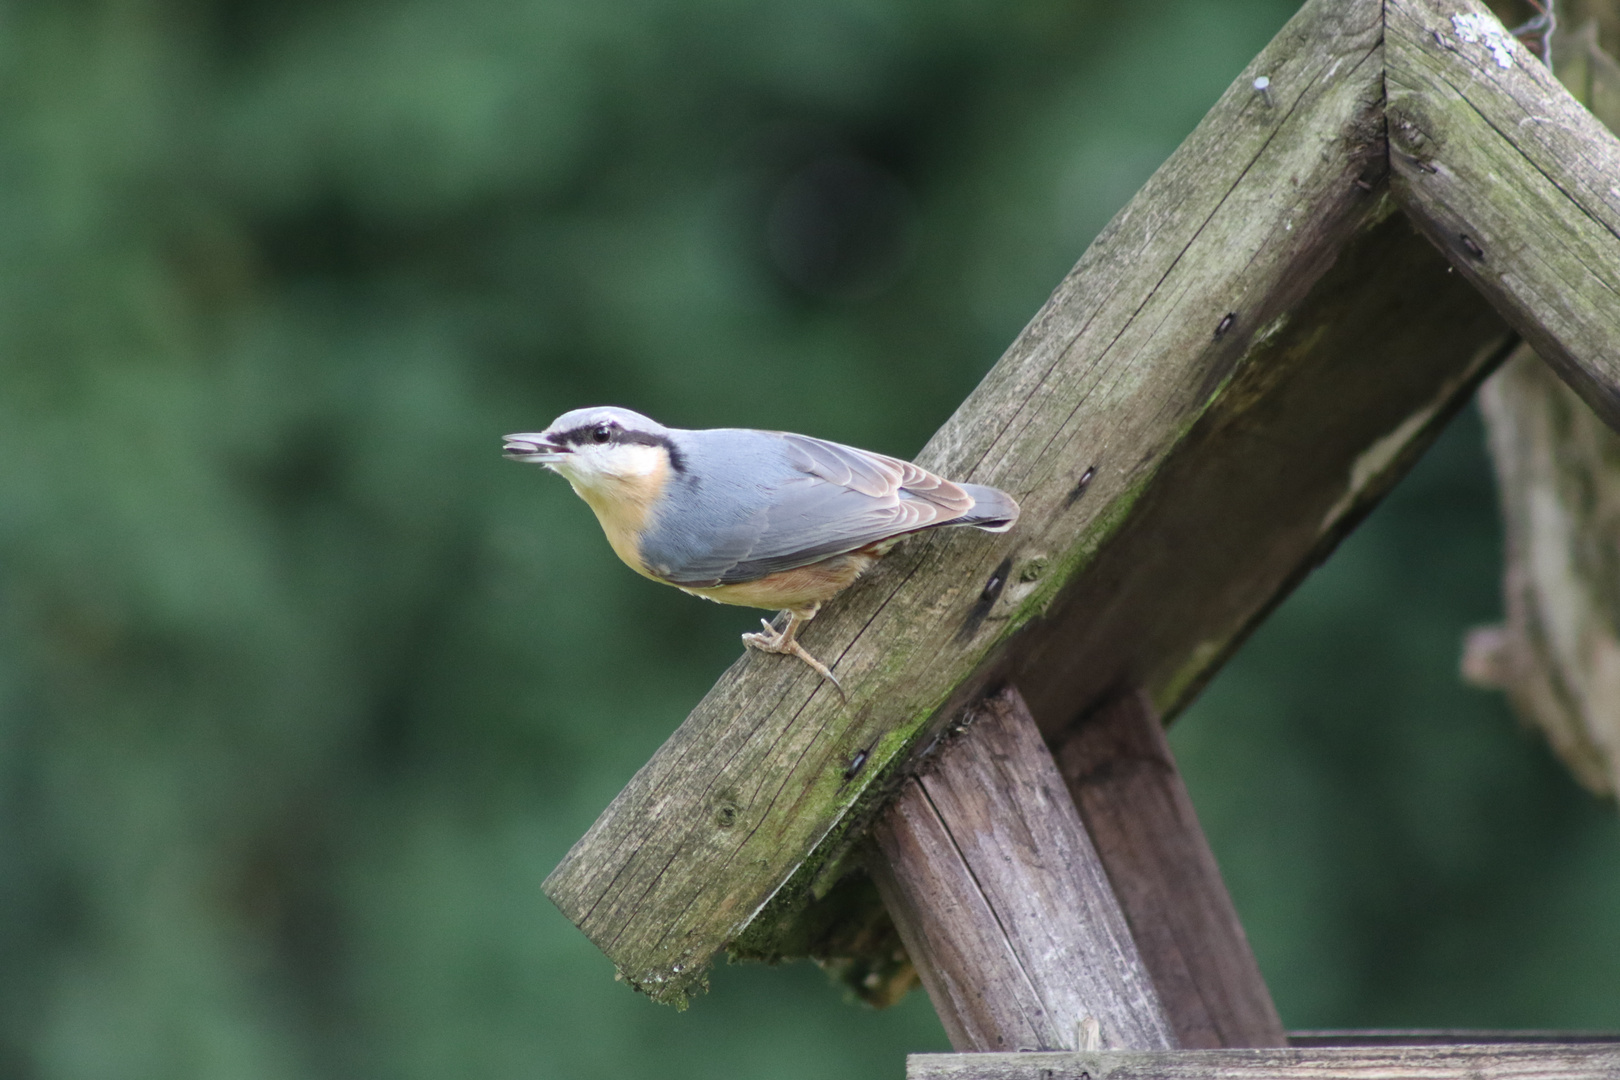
[569, 449, 671, 579]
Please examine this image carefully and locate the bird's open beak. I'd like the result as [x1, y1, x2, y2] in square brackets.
[502, 433, 571, 463]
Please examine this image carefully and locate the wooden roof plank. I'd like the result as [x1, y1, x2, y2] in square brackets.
[1388, 0, 1620, 430]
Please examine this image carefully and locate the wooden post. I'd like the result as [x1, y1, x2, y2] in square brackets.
[1055, 691, 1285, 1049]
[867, 687, 1176, 1053]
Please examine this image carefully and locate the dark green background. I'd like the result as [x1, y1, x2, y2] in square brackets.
[3, 0, 1615, 1076]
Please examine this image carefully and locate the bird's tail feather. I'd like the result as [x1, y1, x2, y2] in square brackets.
[958, 483, 1020, 533]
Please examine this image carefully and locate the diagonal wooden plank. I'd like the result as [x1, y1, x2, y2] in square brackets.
[1387, 0, 1620, 430]
[543, 0, 1515, 1003]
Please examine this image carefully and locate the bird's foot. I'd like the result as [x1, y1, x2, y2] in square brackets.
[743, 619, 845, 700]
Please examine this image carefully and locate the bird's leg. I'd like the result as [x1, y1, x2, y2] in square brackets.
[742, 606, 845, 698]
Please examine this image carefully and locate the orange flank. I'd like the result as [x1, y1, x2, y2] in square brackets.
[675, 544, 888, 615]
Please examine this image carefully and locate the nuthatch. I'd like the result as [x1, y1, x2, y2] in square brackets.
[503, 407, 1019, 691]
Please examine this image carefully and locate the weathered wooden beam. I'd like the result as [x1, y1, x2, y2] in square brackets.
[1055, 691, 1285, 1050]
[1387, 0, 1620, 431]
[906, 1044, 1620, 1080]
[543, 0, 1515, 1003]
[867, 686, 1175, 1053]
[1288, 1030, 1620, 1046]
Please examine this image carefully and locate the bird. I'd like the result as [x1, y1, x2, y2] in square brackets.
[503, 406, 1019, 693]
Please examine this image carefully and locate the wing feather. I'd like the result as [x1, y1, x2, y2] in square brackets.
[661, 433, 980, 586]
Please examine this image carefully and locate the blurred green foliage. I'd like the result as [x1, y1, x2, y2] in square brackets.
[0, 0, 1614, 1077]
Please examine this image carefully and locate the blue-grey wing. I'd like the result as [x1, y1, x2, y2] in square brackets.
[653, 432, 982, 586]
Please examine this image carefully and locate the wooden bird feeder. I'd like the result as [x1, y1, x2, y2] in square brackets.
[544, 0, 1620, 1075]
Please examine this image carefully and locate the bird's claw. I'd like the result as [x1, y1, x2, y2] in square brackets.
[743, 621, 846, 700]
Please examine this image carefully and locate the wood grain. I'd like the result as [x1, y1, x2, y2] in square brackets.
[1056, 691, 1285, 1049]
[1287, 1030, 1620, 1046]
[1004, 209, 1511, 739]
[907, 1043, 1620, 1080]
[544, 0, 1515, 1002]
[1387, 0, 1620, 430]
[868, 687, 1174, 1053]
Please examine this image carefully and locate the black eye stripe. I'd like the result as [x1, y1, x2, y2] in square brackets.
[548, 422, 685, 471]
[556, 423, 616, 446]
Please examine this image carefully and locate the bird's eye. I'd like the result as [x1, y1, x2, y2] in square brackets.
[591, 425, 613, 444]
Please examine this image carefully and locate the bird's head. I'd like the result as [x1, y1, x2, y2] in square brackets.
[503, 406, 681, 495]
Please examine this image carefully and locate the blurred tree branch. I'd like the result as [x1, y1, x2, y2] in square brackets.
[1464, 0, 1620, 796]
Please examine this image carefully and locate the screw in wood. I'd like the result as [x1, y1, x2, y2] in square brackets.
[1066, 465, 1097, 507]
[980, 561, 1009, 603]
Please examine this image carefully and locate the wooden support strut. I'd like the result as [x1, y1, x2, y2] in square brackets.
[867, 687, 1176, 1053]
[868, 685, 1287, 1053]
[1055, 691, 1286, 1050]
